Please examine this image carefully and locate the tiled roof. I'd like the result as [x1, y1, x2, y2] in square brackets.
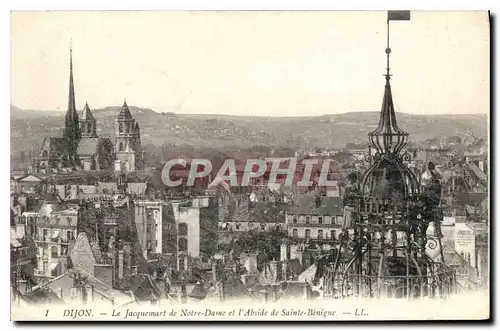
[287, 193, 343, 216]
[115, 274, 162, 301]
[77, 137, 112, 157]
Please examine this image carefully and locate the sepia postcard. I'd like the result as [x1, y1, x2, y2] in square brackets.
[10, 10, 490, 321]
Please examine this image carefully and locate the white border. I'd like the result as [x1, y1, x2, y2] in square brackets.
[2, 1, 497, 330]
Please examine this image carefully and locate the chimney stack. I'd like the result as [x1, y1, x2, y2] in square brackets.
[118, 250, 124, 279]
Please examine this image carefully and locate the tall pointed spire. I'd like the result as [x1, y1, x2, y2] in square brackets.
[67, 39, 77, 120]
[64, 39, 81, 166]
[118, 98, 133, 120]
[367, 16, 409, 156]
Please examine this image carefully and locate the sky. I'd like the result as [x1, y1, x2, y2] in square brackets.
[11, 11, 489, 116]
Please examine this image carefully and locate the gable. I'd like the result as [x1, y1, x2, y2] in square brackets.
[19, 174, 44, 183]
[70, 233, 97, 276]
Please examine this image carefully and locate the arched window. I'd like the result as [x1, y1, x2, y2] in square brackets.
[305, 229, 311, 239]
[178, 238, 188, 252]
[178, 223, 188, 236]
[292, 229, 298, 238]
[119, 142, 124, 151]
[51, 246, 58, 258]
[318, 230, 323, 239]
[119, 123, 123, 133]
[87, 123, 91, 133]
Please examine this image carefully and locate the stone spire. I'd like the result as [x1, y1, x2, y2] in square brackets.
[64, 41, 81, 165]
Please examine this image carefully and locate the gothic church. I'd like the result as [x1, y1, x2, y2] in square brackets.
[35, 47, 143, 173]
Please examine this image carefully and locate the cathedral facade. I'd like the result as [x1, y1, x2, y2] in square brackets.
[35, 48, 142, 173]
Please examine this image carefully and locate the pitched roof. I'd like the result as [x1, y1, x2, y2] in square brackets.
[18, 174, 45, 182]
[80, 102, 95, 121]
[77, 137, 113, 156]
[115, 274, 162, 301]
[288, 193, 343, 216]
[117, 100, 133, 120]
[41, 137, 69, 157]
[19, 287, 64, 305]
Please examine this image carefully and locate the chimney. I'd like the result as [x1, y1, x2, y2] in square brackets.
[269, 260, 282, 283]
[118, 250, 124, 279]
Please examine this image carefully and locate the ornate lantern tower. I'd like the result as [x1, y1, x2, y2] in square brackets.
[323, 11, 456, 300]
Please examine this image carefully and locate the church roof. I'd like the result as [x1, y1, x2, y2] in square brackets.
[80, 102, 95, 121]
[77, 137, 112, 156]
[117, 100, 133, 120]
[77, 138, 100, 156]
[41, 137, 69, 157]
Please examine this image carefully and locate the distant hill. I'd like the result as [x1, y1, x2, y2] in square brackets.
[10, 104, 488, 160]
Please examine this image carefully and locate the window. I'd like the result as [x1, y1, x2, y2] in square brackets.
[66, 231, 73, 241]
[178, 223, 188, 236]
[51, 246, 58, 258]
[178, 257, 185, 271]
[293, 217, 297, 224]
[119, 142, 124, 151]
[43, 229, 48, 241]
[292, 229, 298, 238]
[331, 230, 336, 240]
[318, 217, 323, 224]
[178, 238, 188, 252]
[235, 223, 241, 231]
[260, 223, 266, 231]
[43, 261, 48, 273]
[318, 230, 323, 239]
[119, 123, 123, 133]
[305, 216, 310, 224]
[87, 123, 91, 133]
[305, 229, 311, 239]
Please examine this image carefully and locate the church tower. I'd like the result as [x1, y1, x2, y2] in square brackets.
[63, 44, 81, 166]
[114, 100, 143, 172]
[79, 102, 98, 138]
